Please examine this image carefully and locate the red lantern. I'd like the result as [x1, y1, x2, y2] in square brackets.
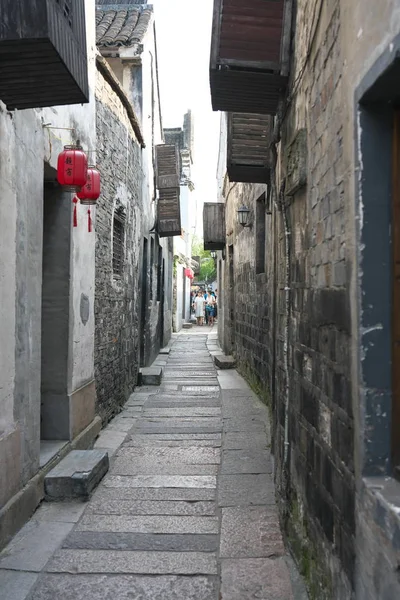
[76, 167, 101, 233]
[57, 145, 88, 192]
[77, 167, 101, 205]
[184, 268, 194, 280]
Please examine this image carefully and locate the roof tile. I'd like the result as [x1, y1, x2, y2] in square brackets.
[96, 6, 152, 47]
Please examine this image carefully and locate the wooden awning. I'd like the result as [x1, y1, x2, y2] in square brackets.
[0, 0, 89, 110]
[210, 0, 291, 115]
[227, 113, 273, 183]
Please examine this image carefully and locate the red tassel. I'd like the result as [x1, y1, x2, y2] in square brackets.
[88, 208, 92, 233]
[73, 196, 78, 227]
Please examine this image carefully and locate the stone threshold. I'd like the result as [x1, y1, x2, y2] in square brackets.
[0, 416, 102, 552]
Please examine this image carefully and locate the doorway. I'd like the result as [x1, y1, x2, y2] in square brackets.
[160, 258, 165, 348]
[182, 266, 186, 321]
[228, 244, 235, 353]
[140, 237, 148, 366]
[40, 178, 71, 464]
[392, 108, 400, 472]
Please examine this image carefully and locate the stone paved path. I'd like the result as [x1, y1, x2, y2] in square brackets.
[0, 330, 307, 600]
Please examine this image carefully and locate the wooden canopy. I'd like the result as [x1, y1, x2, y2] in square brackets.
[0, 0, 89, 110]
[210, 0, 291, 115]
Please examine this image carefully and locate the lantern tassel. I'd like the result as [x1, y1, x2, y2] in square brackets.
[88, 208, 92, 233]
[73, 196, 78, 228]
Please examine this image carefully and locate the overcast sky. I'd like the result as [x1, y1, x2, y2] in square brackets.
[153, 0, 220, 235]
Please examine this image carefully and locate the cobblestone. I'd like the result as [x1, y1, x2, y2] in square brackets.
[0, 331, 307, 600]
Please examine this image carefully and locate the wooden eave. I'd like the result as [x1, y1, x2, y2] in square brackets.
[209, 0, 293, 115]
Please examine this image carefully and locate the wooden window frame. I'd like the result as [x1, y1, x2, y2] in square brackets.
[112, 209, 125, 278]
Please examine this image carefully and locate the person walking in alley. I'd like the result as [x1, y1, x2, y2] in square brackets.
[193, 290, 205, 325]
[203, 289, 209, 325]
[206, 291, 216, 326]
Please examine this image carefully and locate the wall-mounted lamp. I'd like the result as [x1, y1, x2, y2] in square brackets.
[210, 251, 216, 258]
[237, 205, 251, 228]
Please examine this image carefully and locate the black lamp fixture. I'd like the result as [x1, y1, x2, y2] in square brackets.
[237, 205, 251, 227]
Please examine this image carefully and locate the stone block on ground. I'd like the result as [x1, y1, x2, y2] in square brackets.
[159, 347, 171, 355]
[29, 574, 219, 600]
[221, 558, 294, 600]
[44, 450, 109, 501]
[139, 367, 163, 386]
[182, 323, 193, 329]
[214, 354, 236, 369]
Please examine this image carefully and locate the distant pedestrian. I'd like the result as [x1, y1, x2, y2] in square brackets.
[203, 290, 209, 325]
[193, 291, 205, 326]
[205, 293, 216, 327]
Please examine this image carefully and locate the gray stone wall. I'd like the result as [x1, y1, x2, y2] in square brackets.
[219, 2, 355, 597]
[95, 69, 172, 421]
[95, 71, 143, 423]
[277, 5, 354, 598]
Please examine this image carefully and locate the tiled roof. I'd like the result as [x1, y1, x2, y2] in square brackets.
[97, 1, 148, 5]
[96, 5, 152, 47]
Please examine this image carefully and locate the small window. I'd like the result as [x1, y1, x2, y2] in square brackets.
[255, 193, 266, 274]
[112, 209, 125, 277]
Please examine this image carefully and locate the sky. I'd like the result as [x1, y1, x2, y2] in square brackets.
[152, 0, 221, 236]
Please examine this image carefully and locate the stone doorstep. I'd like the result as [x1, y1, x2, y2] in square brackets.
[139, 367, 163, 386]
[0, 416, 102, 552]
[44, 450, 109, 501]
[214, 354, 236, 369]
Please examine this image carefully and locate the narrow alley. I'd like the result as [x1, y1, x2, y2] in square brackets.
[0, 330, 307, 600]
[3, 1, 400, 598]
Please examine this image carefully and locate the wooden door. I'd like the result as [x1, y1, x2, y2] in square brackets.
[392, 109, 400, 470]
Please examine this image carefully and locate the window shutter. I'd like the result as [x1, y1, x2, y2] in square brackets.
[155, 144, 181, 237]
[155, 144, 180, 189]
[203, 203, 225, 250]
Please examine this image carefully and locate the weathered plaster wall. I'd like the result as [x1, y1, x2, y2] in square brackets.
[136, 22, 172, 363]
[0, 104, 16, 437]
[173, 186, 192, 332]
[0, 0, 97, 511]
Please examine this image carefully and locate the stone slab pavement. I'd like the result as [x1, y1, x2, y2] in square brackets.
[0, 328, 308, 600]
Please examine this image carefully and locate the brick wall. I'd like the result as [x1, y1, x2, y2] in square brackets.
[94, 70, 143, 423]
[219, 2, 355, 597]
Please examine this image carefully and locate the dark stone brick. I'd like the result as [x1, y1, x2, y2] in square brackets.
[331, 417, 354, 472]
[322, 454, 333, 497]
[63, 532, 218, 552]
[300, 386, 319, 429]
[95, 89, 172, 424]
[310, 288, 351, 334]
